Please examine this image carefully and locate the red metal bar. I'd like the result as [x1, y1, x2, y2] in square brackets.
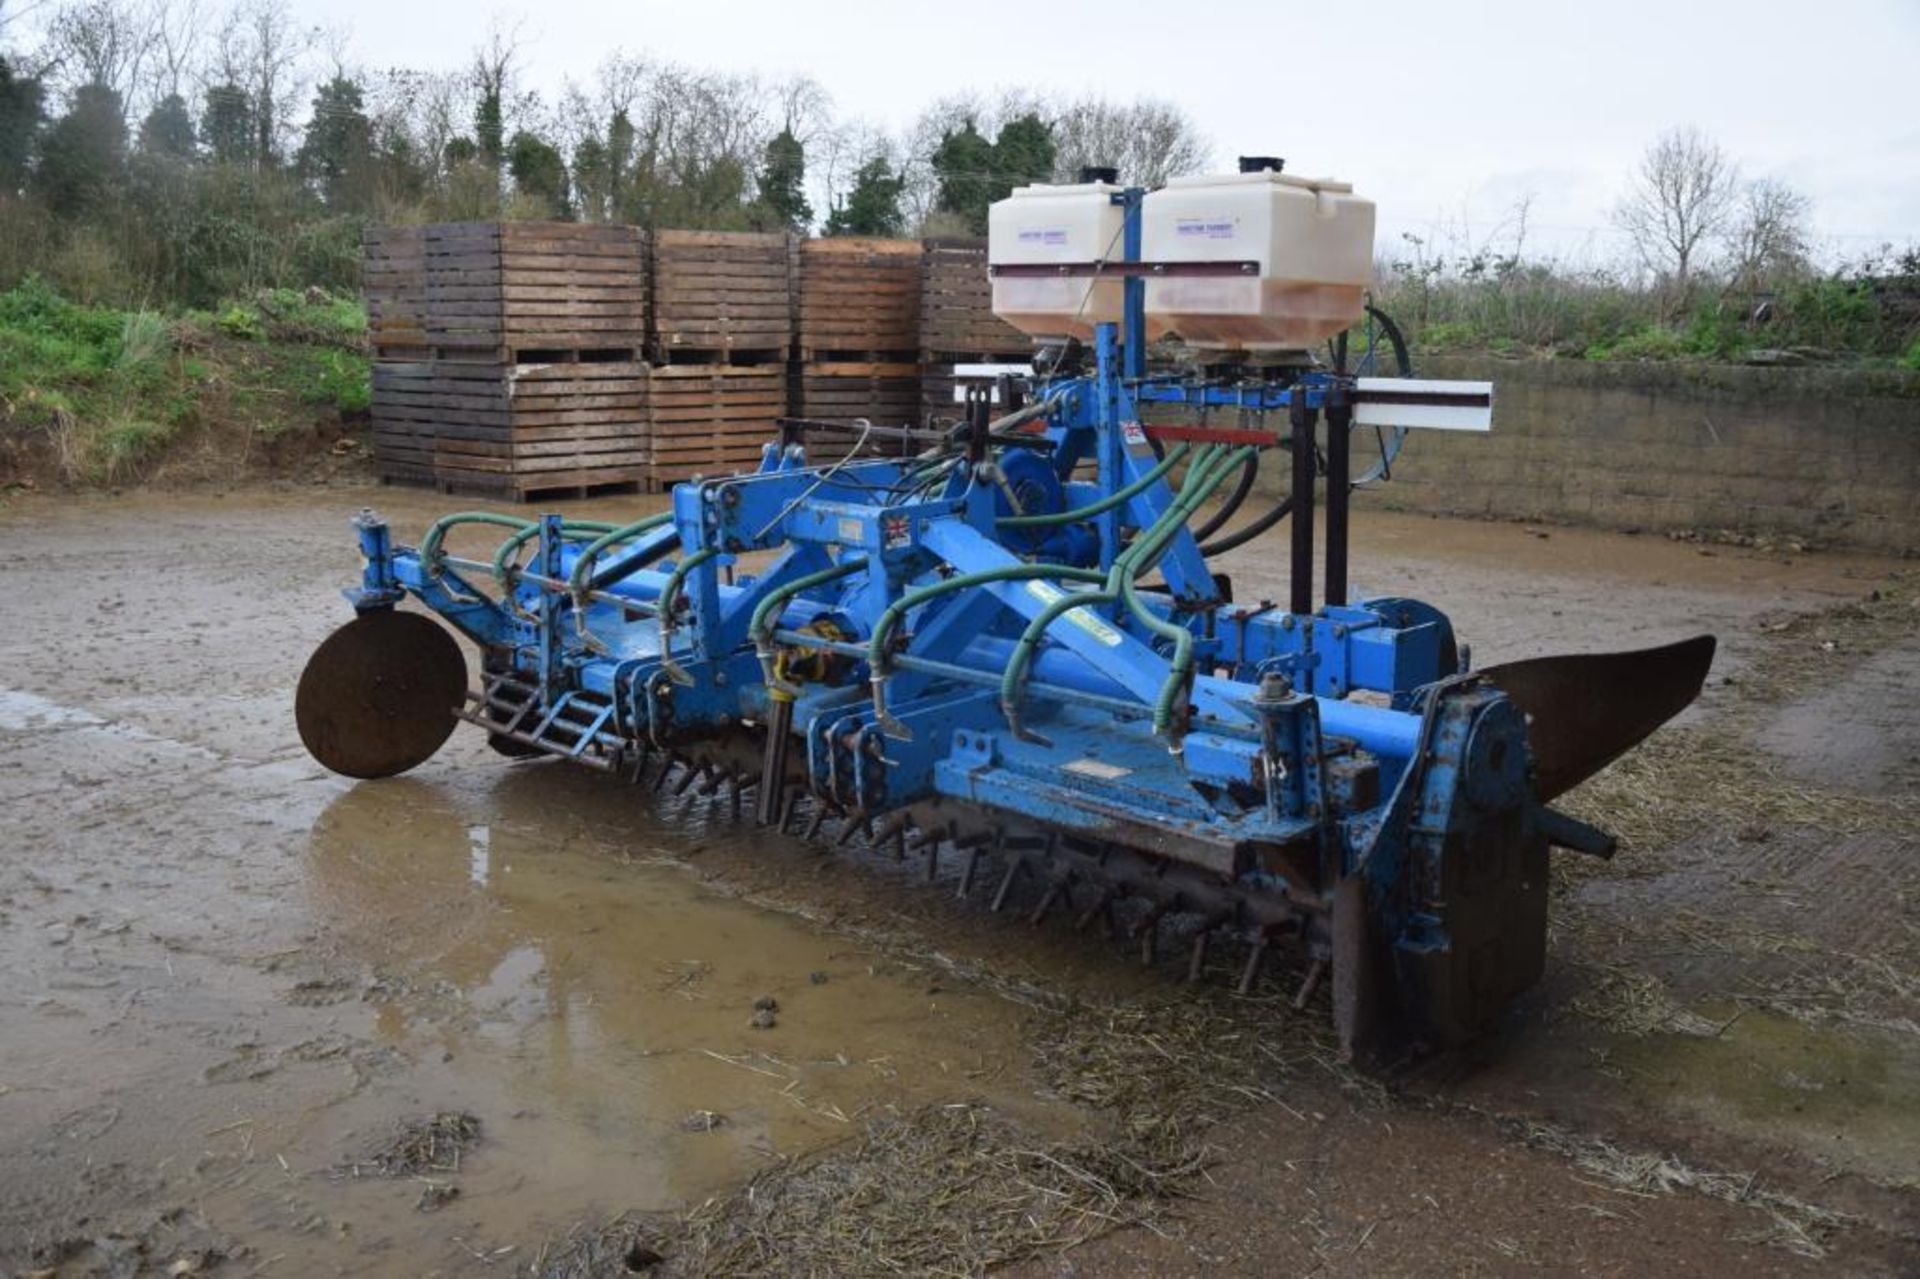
[1141, 424, 1282, 447]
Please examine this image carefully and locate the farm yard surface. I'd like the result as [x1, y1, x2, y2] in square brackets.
[0, 486, 1915, 1276]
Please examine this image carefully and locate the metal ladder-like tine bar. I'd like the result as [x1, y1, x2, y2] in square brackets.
[567, 701, 619, 761]
[464, 689, 629, 754]
[452, 704, 619, 771]
[486, 673, 540, 736]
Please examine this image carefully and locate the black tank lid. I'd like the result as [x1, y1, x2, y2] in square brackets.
[1237, 155, 1285, 174]
[1079, 165, 1120, 185]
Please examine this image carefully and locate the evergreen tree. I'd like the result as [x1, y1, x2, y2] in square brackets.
[758, 128, 810, 231]
[606, 108, 635, 216]
[201, 84, 254, 166]
[824, 155, 905, 237]
[0, 57, 45, 192]
[36, 83, 127, 216]
[508, 129, 569, 218]
[930, 119, 995, 234]
[138, 94, 197, 160]
[572, 133, 611, 221]
[992, 113, 1055, 195]
[296, 77, 373, 208]
[473, 88, 503, 169]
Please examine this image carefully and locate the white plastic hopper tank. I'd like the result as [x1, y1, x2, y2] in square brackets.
[987, 177, 1128, 339]
[1142, 159, 1375, 349]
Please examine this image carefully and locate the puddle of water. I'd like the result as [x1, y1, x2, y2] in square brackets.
[1608, 1007, 1920, 1183]
[268, 774, 1061, 1265]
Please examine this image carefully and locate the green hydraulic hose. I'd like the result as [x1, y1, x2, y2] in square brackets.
[567, 511, 676, 597]
[863, 561, 1110, 738]
[997, 442, 1191, 529]
[656, 546, 720, 682]
[750, 558, 865, 692]
[1118, 445, 1244, 585]
[420, 511, 535, 575]
[658, 546, 718, 629]
[490, 520, 618, 591]
[866, 563, 1110, 677]
[750, 559, 864, 652]
[1123, 446, 1257, 737]
[998, 584, 1119, 720]
[998, 445, 1236, 718]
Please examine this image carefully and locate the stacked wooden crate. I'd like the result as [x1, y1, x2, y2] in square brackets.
[647, 230, 792, 483]
[795, 238, 922, 460]
[364, 221, 650, 497]
[917, 237, 1035, 425]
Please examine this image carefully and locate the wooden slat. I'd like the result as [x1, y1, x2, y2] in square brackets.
[651, 229, 792, 357]
[363, 220, 649, 357]
[796, 238, 921, 356]
[918, 237, 1032, 357]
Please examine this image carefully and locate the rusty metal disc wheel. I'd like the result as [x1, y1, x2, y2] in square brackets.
[296, 610, 467, 779]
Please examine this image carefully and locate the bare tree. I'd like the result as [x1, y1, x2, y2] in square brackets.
[467, 18, 519, 166]
[771, 73, 828, 143]
[814, 116, 896, 222]
[1726, 176, 1812, 293]
[1, 0, 57, 41]
[206, 0, 314, 168]
[147, 0, 202, 102]
[44, 0, 157, 104]
[1049, 95, 1209, 187]
[1611, 126, 1739, 303]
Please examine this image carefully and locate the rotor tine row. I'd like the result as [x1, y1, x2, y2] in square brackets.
[751, 790, 1314, 1002]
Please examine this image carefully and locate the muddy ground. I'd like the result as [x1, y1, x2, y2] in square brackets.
[0, 483, 1914, 1276]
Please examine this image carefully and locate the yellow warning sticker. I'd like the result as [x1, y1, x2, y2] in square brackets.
[1064, 758, 1131, 780]
[1025, 581, 1124, 647]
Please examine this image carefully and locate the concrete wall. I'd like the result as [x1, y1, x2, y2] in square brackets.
[1333, 357, 1920, 552]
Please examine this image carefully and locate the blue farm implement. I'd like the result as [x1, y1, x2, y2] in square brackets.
[298, 182, 1713, 1060]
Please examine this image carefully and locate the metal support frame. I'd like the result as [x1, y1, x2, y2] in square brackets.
[304, 197, 1694, 1058]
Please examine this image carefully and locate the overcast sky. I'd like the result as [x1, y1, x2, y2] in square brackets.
[297, 0, 1920, 260]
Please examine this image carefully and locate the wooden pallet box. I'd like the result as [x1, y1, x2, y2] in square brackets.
[650, 230, 793, 360]
[645, 363, 788, 485]
[370, 356, 649, 497]
[796, 238, 922, 359]
[918, 237, 1033, 359]
[364, 221, 648, 361]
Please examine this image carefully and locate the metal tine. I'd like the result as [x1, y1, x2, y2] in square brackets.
[1074, 885, 1117, 935]
[1186, 911, 1232, 984]
[1237, 933, 1271, 996]
[989, 855, 1026, 914]
[1029, 872, 1073, 926]
[1132, 897, 1178, 966]
[869, 811, 912, 860]
[728, 771, 749, 823]
[833, 810, 871, 848]
[778, 791, 801, 833]
[956, 845, 980, 898]
[653, 753, 685, 794]
[1293, 958, 1327, 1011]
[1186, 932, 1211, 985]
[627, 744, 651, 785]
[948, 827, 989, 897]
[800, 801, 828, 843]
[673, 760, 705, 796]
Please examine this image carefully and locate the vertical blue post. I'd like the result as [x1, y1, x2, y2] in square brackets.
[537, 512, 565, 705]
[350, 509, 403, 609]
[1094, 322, 1123, 573]
[1121, 186, 1146, 379]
